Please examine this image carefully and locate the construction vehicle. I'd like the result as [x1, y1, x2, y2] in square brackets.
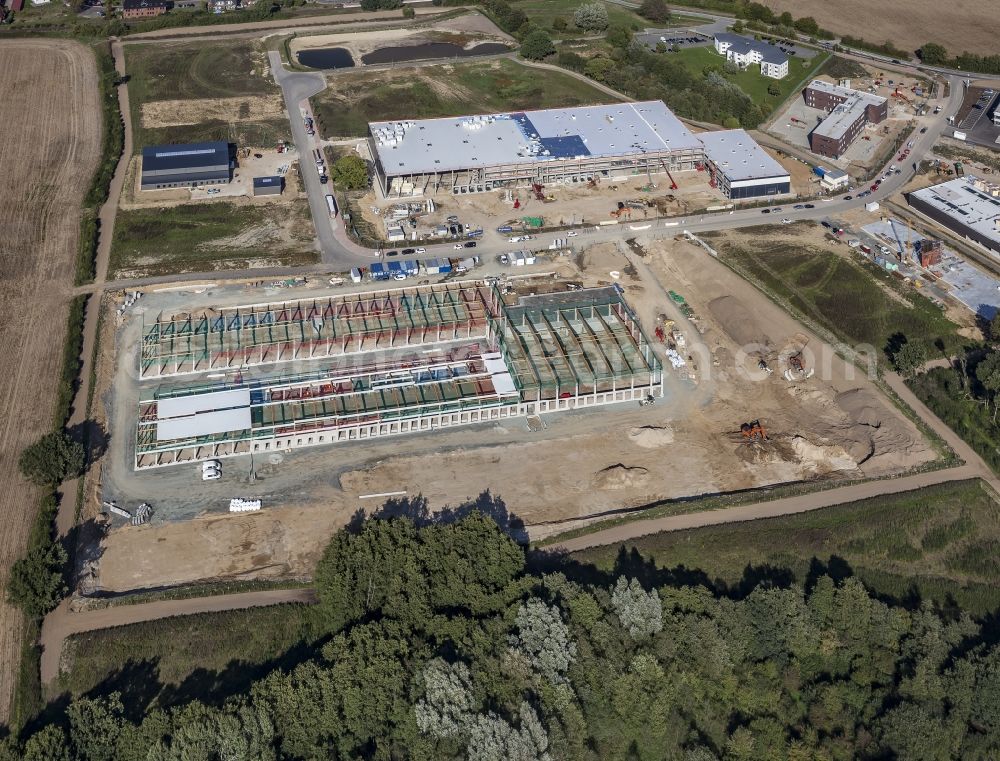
[638, 394, 656, 407]
[739, 419, 768, 442]
[587, 177, 600, 188]
[531, 183, 546, 201]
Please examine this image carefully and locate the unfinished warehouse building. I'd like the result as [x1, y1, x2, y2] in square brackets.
[368, 101, 705, 197]
[133, 282, 663, 468]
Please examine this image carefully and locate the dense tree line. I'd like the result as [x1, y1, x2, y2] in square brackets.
[919, 43, 1000, 75]
[577, 27, 764, 128]
[6, 511, 1000, 759]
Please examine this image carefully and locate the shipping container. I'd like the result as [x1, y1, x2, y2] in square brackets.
[350, 267, 362, 283]
[865, 201, 880, 212]
[496, 225, 514, 233]
[861, 244, 872, 254]
[402, 259, 419, 275]
[325, 194, 337, 217]
[813, 166, 826, 177]
[466, 228, 484, 238]
[370, 262, 389, 280]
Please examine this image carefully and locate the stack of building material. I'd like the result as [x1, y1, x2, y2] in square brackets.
[230, 498, 262, 513]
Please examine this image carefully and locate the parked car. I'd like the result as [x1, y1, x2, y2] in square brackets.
[414, 247, 426, 254]
[920, 127, 928, 133]
[201, 460, 221, 481]
[793, 204, 804, 209]
[454, 243, 464, 250]
[401, 248, 416, 256]
[804, 203, 815, 209]
[780, 218, 792, 224]
[843, 195, 852, 201]
[567, 231, 579, 237]
[385, 250, 399, 257]
[392, 272, 407, 281]
[498, 253, 510, 265]
[464, 241, 477, 248]
[761, 208, 771, 214]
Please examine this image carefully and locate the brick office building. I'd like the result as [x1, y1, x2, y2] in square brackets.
[803, 80, 888, 159]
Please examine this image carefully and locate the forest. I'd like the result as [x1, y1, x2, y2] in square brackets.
[6, 512, 1000, 760]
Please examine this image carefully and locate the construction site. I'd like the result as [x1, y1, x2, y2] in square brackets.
[83, 228, 939, 592]
[131, 281, 663, 469]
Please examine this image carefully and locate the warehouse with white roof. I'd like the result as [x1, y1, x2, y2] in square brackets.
[368, 100, 789, 201]
[698, 129, 791, 199]
[908, 176, 1000, 255]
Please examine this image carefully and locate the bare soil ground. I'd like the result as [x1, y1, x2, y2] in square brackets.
[0, 40, 100, 722]
[140, 94, 285, 128]
[761, 0, 995, 58]
[88, 232, 935, 592]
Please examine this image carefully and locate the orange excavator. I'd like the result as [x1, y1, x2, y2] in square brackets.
[739, 419, 768, 442]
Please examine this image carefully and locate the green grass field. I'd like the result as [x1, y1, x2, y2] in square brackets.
[711, 232, 960, 358]
[669, 45, 827, 109]
[109, 200, 318, 278]
[55, 604, 313, 707]
[572, 480, 1000, 616]
[311, 57, 615, 138]
[123, 39, 283, 152]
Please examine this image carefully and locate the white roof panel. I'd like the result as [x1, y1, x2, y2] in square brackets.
[699, 129, 789, 182]
[156, 407, 252, 441]
[369, 101, 702, 177]
[157, 388, 251, 418]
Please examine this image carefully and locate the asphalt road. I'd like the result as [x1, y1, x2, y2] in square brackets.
[268, 51, 373, 268]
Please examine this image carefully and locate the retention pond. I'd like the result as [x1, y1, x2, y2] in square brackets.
[360, 42, 510, 65]
[297, 47, 355, 69]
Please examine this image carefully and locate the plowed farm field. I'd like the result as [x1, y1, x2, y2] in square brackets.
[0, 41, 100, 723]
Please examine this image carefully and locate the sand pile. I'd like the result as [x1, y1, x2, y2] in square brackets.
[592, 464, 650, 490]
[829, 388, 931, 473]
[708, 296, 771, 348]
[790, 436, 859, 473]
[628, 425, 675, 448]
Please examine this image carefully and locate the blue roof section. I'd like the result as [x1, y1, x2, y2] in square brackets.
[142, 141, 231, 172]
[253, 175, 282, 187]
[539, 135, 591, 159]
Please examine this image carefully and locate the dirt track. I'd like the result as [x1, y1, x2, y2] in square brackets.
[39, 588, 316, 685]
[0, 40, 100, 722]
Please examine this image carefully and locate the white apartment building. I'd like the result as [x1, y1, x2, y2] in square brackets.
[713, 33, 789, 79]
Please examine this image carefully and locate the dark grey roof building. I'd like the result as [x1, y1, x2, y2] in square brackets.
[140, 141, 232, 190]
[252, 175, 283, 196]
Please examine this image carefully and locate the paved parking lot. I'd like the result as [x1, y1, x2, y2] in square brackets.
[635, 29, 711, 51]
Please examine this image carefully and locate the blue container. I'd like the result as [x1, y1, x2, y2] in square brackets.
[467, 229, 484, 238]
[813, 166, 826, 177]
[370, 262, 389, 280]
[402, 259, 419, 275]
[497, 225, 513, 233]
[387, 261, 403, 273]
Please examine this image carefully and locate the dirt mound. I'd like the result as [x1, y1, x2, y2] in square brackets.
[592, 464, 650, 490]
[831, 388, 929, 473]
[708, 295, 771, 348]
[790, 436, 858, 473]
[628, 425, 674, 448]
